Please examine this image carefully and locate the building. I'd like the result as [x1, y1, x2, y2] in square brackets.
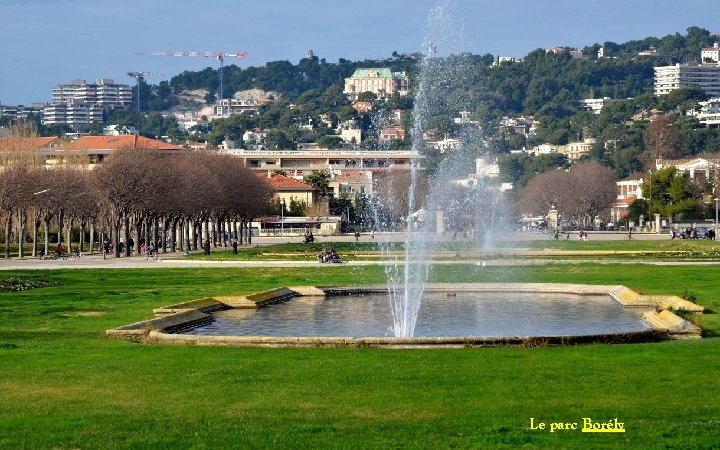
[611, 176, 646, 226]
[263, 172, 318, 208]
[688, 98, 720, 127]
[233, 148, 421, 176]
[42, 100, 104, 129]
[492, 56, 517, 66]
[655, 157, 720, 183]
[529, 140, 594, 162]
[210, 98, 262, 118]
[340, 128, 361, 145]
[559, 140, 595, 161]
[103, 124, 139, 136]
[0, 103, 45, 121]
[499, 116, 537, 138]
[0, 135, 182, 169]
[45, 79, 132, 130]
[654, 63, 720, 97]
[343, 68, 410, 101]
[242, 129, 268, 150]
[453, 111, 479, 126]
[51, 79, 132, 109]
[328, 171, 373, 198]
[351, 100, 373, 113]
[578, 97, 614, 115]
[428, 136, 462, 153]
[701, 43, 720, 63]
[530, 143, 560, 156]
[378, 126, 406, 142]
[545, 47, 585, 59]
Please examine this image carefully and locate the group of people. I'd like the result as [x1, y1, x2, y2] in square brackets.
[670, 227, 716, 240]
[317, 248, 341, 263]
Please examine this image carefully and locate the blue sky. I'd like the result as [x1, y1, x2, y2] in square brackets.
[2, 0, 720, 105]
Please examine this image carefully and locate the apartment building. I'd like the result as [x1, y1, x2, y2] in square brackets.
[654, 63, 720, 97]
[232, 148, 421, 176]
[42, 99, 104, 128]
[44, 79, 132, 130]
[0, 103, 45, 121]
[51, 79, 132, 109]
[343, 68, 410, 101]
[688, 97, 720, 127]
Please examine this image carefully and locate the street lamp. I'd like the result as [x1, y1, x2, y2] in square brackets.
[715, 197, 719, 238]
[647, 169, 653, 231]
[280, 198, 285, 237]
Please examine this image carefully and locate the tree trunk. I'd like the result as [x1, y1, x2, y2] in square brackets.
[134, 217, 143, 257]
[123, 216, 131, 257]
[113, 221, 119, 257]
[170, 218, 179, 252]
[18, 209, 26, 258]
[43, 218, 50, 257]
[66, 217, 72, 255]
[89, 223, 94, 254]
[4, 212, 12, 258]
[57, 211, 63, 246]
[32, 218, 40, 257]
[161, 217, 169, 253]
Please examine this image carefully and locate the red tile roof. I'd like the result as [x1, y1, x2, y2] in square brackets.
[262, 173, 316, 191]
[62, 136, 182, 151]
[334, 172, 369, 182]
[0, 136, 59, 151]
[0, 135, 182, 152]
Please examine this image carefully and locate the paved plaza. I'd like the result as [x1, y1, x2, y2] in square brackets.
[0, 231, 713, 271]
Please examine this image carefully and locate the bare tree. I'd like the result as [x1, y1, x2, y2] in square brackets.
[565, 162, 617, 226]
[93, 149, 158, 257]
[643, 115, 681, 160]
[519, 170, 569, 217]
[519, 162, 617, 227]
[374, 169, 429, 230]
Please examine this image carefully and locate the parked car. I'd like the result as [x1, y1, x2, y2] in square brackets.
[695, 227, 709, 239]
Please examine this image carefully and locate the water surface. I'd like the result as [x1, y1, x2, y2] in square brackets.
[185, 292, 652, 338]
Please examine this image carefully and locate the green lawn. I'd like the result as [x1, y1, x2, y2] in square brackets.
[1, 263, 719, 449]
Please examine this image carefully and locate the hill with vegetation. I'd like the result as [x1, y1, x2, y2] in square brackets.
[22, 26, 720, 184]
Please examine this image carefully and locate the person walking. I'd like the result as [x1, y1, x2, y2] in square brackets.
[232, 239, 238, 255]
[203, 239, 211, 255]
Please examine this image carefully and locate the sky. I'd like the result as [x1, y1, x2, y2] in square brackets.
[2, 0, 720, 105]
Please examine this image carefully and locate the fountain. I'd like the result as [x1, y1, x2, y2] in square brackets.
[376, 2, 507, 337]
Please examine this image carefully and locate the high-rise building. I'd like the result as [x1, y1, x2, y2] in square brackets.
[42, 99, 104, 128]
[44, 79, 131, 129]
[50, 79, 132, 108]
[654, 63, 720, 97]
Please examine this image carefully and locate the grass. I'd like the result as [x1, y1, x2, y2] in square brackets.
[1, 260, 720, 448]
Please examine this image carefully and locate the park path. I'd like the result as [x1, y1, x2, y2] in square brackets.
[1, 232, 715, 271]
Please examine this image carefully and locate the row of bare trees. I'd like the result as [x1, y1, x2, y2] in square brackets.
[0, 145, 273, 258]
[519, 161, 617, 227]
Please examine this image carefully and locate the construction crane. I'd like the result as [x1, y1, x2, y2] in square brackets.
[127, 71, 164, 112]
[135, 50, 248, 104]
